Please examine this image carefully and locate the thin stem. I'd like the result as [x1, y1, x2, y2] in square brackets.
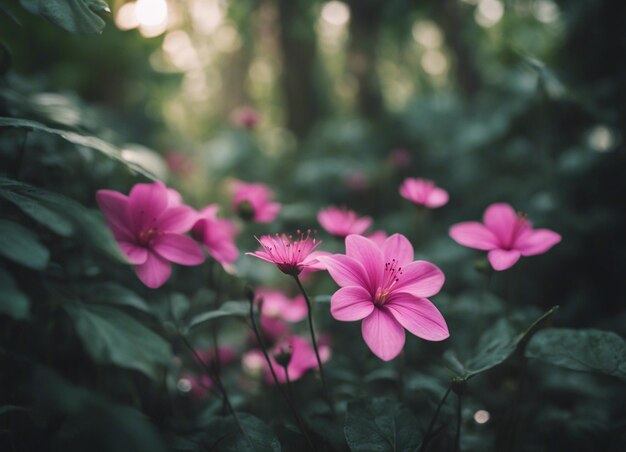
[454, 394, 462, 452]
[284, 365, 294, 402]
[420, 385, 452, 452]
[293, 275, 334, 416]
[249, 298, 314, 449]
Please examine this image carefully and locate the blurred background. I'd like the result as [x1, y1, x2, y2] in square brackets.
[1, 0, 626, 450]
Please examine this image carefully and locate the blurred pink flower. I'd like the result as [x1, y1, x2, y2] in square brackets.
[191, 205, 239, 266]
[165, 151, 194, 176]
[399, 178, 449, 209]
[449, 203, 561, 271]
[367, 230, 388, 247]
[320, 234, 448, 361]
[96, 181, 205, 288]
[250, 335, 330, 384]
[256, 288, 307, 322]
[345, 171, 368, 191]
[247, 230, 325, 276]
[389, 148, 412, 168]
[232, 181, 281, 223]
[195, 345, 238, 367]
[317, 207, 372, 238]
[230, 106, 260, 129]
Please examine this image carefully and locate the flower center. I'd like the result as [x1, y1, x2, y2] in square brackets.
[138, 227, 161, 246]
[375, 259, 403, 306]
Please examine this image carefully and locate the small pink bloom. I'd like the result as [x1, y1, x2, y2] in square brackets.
[320, 234, 448, 361]
[345, 171, 368, 191]
[256, 288, 307, 323]
[232, 181, 281, 223]
[317, 207, 372, 238]
[399, 178, 449, 209]
[195, 345, 238, 367]
[449, 202, 561, 271]
[246, 230, 325, 276]
[259, 335, 331, 384]
[96, 181, 205, 289]
[191, 205, 239, 266]
[389, 148, 412, 168]
[230, 106, 260, 129]
[367, 230, 388, 247]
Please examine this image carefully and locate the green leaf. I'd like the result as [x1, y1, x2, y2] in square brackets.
[0, 269, 30, 320]
[85, 283, 151, 313]
[463, 306, 559, 378]
[64, 303, 171, 380]
[0, 117, 157, 179]
[0, 219, 49, 270]
[344, 398, 421, 452]
[19, 0, 110, 34]
[205, 413, 281, 452]
[526, 328, 626, 383]
[187, 301, 249, 332]
[0, 188, 74, 236]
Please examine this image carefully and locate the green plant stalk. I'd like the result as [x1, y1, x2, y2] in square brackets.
[293, 275, 334, 416]
[420, 385, 452, 452]
[454, 394, 462, 452]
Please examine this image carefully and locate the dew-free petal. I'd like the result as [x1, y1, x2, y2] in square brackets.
[385, 293, 449, 341]
[449, 222, 498, 250]
[361, 308, 405, 361]
[487, 248, 521, 271]
[330, 286, 375, 321]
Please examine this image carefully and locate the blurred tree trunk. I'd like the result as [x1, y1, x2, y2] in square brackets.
[276, 0, 323, 139]
[346, 0, 384, 119]
[432, 0, 481, 97]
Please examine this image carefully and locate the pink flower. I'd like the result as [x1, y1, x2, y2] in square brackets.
[449, 203, 561, 271]
[345, 171, 368, 191]
[191, 205, 239, 266]
[320, 234, 448, 361]
[96, 181, 205, 288]
[251, 335, 331, 384]
[230, 106, 260, 129]
[256, 288, 307, 322]
[195, 345, 238, 367]
[367, 230, 388, 247]
[247, 230, 325, 276]
[317, 207, 372, 238]
[399, 178, 449, 209]
[232, 181, 281, 223]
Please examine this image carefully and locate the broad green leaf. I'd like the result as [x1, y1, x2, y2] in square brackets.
[0, 188, 74, 236]
[19, 0, 110, 34]
[463, 306, 559, 378]
[0, 117, 157, 179]
[0, 405, 30, 416]
[187, 301, 249, 331]
[205, 413, 281, 452]
[0, 219, 49, 270]
[64, 302, 171, 380]
[85, 283, 151, 313]
[344, 398, 421, 452]
[526, 328, 626, 383]
[0, 269, 30, 320]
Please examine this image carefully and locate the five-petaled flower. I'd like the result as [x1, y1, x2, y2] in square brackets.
[320, 234, 448, 361]
[317, 206, 372, 238]
[247, 230, 325, 276]
[399, 178, 449, 209]
[96, 181, 205, 289]
[232, 181, 281, 223]
[449, 202, 561, 271]
[191, 205, 239, 267]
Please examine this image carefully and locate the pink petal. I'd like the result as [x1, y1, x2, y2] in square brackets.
[385, 293, 449, 341]
[128, 181, 169, 234]
[483, 203, 517, 245]
[351, 217, 372, 235]
[281, 295, 308, 322]
[246, 250, 275, 264]
[361, 308, 405, 361]
[152, 233, 205, 265]
[254, 202, 281, 223]
[393, 260, 445, 298]
[118, 242, 148, 264]
[330, 286, 375, 321]
[345, 234, 383, 289]
[96, 190, 133, 241]
[318, 254, 370, 290]
[381, 233, 414, 266]
[157, 206, 198, 233]
[424, 187, 449, 208]
[134, 252, 172, 288]
[207, 240, 239, 265]
[449, 222, 498, 250]
[487, 248, 521, 271]
[301, 250, 332, 271]
[515, 229, 561, 256]
[199, 205, 219, 219]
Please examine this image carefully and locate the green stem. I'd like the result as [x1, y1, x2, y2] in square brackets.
[249, 297, 314, 449]
[420, 385, 452, 452]
[293, 275, 334, 416]
[454, 394, 462, 452]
